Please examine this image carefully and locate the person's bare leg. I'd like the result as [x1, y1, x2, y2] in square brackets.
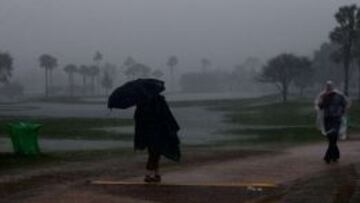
[151, 152, 161, 182]
[154, 168, 159, 176]
[145, 148, 161, 182]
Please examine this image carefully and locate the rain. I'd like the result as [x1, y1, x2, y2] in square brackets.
[1, 0, 360, 202]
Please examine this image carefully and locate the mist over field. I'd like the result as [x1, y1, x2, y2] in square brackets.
[0, 0, 358, 94]
[3, 2, 360, 202]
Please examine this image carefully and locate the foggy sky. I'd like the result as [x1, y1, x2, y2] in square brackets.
[0, 0, 358, 92]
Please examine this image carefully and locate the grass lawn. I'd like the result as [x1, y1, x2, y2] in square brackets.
[1, 95, 360, 174]
[206, 96, 360, 146]
[0, 148, 134, 173]
[0, 117, 134, 140]
[2, 95, 360, 199]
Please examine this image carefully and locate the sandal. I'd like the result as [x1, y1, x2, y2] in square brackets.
[144, 175, 161, 183]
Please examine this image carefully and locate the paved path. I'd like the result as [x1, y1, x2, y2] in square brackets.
[123, 140, 360, 186]
[18, 140, 360, 203]
[161, 140, 360, 185]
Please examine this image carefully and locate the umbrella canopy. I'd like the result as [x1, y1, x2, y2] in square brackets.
[108, 79, 165, 109]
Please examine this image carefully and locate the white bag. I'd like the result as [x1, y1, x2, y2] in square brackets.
[339, 116, 347, 140]
[316, 109, 326, 136]
[316, 109, 347, 140]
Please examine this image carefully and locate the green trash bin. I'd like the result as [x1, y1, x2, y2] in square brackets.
[7, 122, 42, 155]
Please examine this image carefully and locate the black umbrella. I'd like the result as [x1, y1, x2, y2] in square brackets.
[108, 79, 165, 109]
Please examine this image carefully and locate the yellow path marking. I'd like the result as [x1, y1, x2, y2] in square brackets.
[90, 180, 278, 188]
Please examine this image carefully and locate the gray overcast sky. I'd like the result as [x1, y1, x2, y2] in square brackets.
[0, 0, 358, 90]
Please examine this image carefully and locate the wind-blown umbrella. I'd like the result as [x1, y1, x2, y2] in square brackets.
[107, 79, 165, 109]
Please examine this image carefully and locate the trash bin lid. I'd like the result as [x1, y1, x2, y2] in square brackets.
[7, 122, 42, 131]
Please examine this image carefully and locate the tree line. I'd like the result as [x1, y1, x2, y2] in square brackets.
[37, 53, 179, 97]
[1, 4, 360, 100]
[258, 4, 360, 102]
[177, 4, 360, 100]
[0, 52, 23, 99]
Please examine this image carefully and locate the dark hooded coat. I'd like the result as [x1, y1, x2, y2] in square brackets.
[134, 95, 180, 161]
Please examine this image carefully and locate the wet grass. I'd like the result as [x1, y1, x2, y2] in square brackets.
[0, 117, 134, 140]
[216, 127, 323, 147]
[348, 100, 360, 127]
[216, 100, 315, 126]
[0, 153, 58, 172]
[209, 97, 360, 146]
[2, 96, 360, 200]
[26, 94, 277, 108]
[169, 95, 277, 108]
[0, 148, 133, 173]
[0, 145, 273, 181]
[271, 165, 359, 203]
[2, 96, 360, 173]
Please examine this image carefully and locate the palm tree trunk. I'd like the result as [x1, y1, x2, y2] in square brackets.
[96, 75, 101, 95]
[49, 69, 53, 94]
[344, 57, 350, 96]
[358, 61, 360, 100]
[82, 75, 86, 87]
[344, 59, 350, 96]
[81, 75, 86, 95]
[170, 65, 174, 92]
[282, 83, 288, 102]
[343, 42, 353, 96]
[282, 90, 287, 102]
[45, 68, 49, 97]
[92, 76, 95, 95]
[69, 73, 74, 97]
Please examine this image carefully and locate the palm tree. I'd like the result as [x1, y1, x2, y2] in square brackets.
[355, 44, 360, 99]
[201, 58, 211, 72]
[101, 70, 113, 95]
[78, 65, 89, 93]
[93, 51, 103, 66]
[125, 63, 151, 80]
[103, 62, 117, 89]
[122, 56, 135, 74]
[355, 45, 360, 99]
[167, 56, 178, 91]
[152, 69, 164, 79]
[123, 56, 136, 68]
[39, 54, 58, 97]
[93, 51, 103, 93]
[312, 43, 343, 85]
[0, 52, 13, 84]
[63, 64, 78, 97]
[293, 57, 313, 96]
[354, 9, 360, 99]
[329, 5, 359, 96]
[88, 65, 100, 95]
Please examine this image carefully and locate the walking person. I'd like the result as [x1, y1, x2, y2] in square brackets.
[135, 94, 180, 183]
[108, 79, 181, 183]
[315, 81, 349, 164]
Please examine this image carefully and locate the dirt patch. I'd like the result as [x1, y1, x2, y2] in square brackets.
[3, 140, 360, 202]
[262, 165, 358, 203]
[0, 148, 270, 202]
[90, 184, 277, 203]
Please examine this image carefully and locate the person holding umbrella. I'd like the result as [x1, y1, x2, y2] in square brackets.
[108, 79, 180, 183]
